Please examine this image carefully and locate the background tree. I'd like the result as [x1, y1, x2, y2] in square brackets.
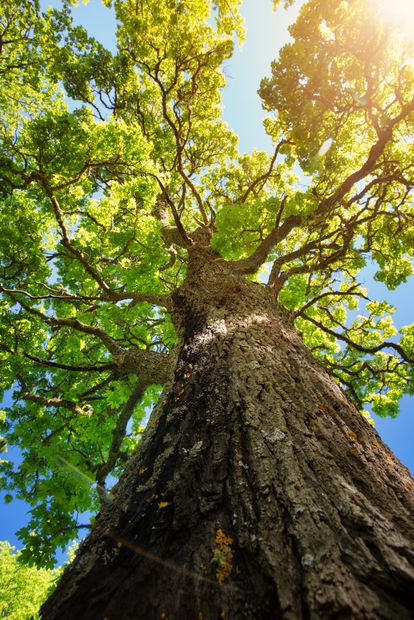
[0, 541, 61, 619]
[0, 0, 413, 617]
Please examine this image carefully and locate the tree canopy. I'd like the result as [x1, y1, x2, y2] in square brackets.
[0, 0, 413, 567]
[0, 540, 60, 618]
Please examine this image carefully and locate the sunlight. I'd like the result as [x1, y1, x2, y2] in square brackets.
[372, 0, 414, 40]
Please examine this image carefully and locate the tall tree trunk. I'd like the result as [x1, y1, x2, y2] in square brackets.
[42, 247, 414, 619]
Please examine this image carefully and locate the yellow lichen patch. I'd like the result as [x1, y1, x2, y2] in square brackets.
[318, 403, 333, 415]
[138, 466, 147, 475]
[347, 430, 358, 442]
[373, 439, 383, 451]
[216, 528, 233, 548]
[158, 501, 170, 509]
[386, 453, 397, 463]
[174, 387, 185, 401]
[213, 529, 234, 584]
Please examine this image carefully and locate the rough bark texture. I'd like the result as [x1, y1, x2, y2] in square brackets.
[42, 244, 414, 619]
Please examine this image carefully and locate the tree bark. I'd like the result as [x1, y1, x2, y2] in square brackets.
[42, 246, 414, 619]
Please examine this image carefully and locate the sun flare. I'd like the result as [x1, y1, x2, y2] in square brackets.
[373, 0, 414, 40]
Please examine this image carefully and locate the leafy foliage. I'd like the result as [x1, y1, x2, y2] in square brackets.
[0, 0, 413, 565]
[0, 540, 61, 618]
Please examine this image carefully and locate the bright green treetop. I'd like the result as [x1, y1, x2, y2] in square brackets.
[0, 540, 60, 618]
[0, 0, 413, 566]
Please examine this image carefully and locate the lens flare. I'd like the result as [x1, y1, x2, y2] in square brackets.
[56, 455, 114, 502]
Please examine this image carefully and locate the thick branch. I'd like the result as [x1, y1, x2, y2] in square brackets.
[314, 97, 414, 219]
[22, 352, 115, 373]
[114, 347, 174, 384]
[151, 181, 192, 247]
[228, 214, 301, 275]
[223, 101, 414, 279]
[0, 284, 169, 308]
[268, 238, 324, 286]
[5, 286, 174, 388]
[271, 229, 355, 295]
[22, 391, 87, 415]
[153, 195, 190, 248]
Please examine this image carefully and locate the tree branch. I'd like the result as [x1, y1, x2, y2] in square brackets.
[114, 347, 174, 384]
[3, 290, 122, 356]
[228, 212, 301, 275]
[45, 190, 114, 294]
[313, 96, 414, 219]
[153, 194, 191, 248]
[22, 352, 115, 373]
[293, 285, 368, 318]
[151, 182, 192, 247]
[95, 380, 146, 490]
[298, 311, 414, 364]
[237, 140, 291, 204]
[0, 283, 169, 308]
[22, 391, 88, 415]
[271, 228, 355, 294]
[33, 186, 170, 307]
[153, 72, 209, 225]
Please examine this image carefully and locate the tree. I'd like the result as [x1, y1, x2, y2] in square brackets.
[0, 0, 413, 616]
[0, 541, 60, 619]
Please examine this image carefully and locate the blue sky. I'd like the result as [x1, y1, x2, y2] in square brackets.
[1, 0, 413, 556]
